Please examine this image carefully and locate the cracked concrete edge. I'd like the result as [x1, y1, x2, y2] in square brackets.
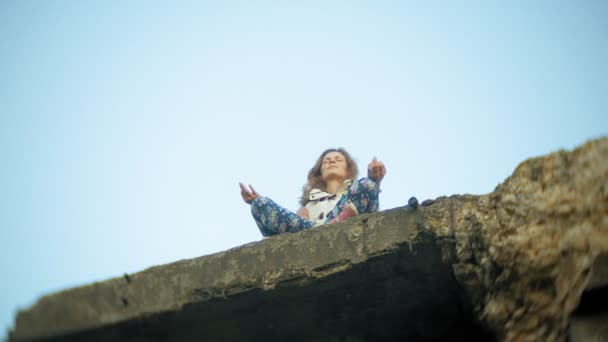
[10, 203, 451, 341]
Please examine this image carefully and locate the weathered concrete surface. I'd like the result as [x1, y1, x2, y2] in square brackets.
[9, 136, 608, 342]
[569, 314, 608, 341]
[10, 205, 489, 341]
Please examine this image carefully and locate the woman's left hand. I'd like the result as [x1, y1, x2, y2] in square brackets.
[367, 156, 386, 185]
[239, 182, 261, 204]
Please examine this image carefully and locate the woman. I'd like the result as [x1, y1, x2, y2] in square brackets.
[239, 148, 386, 237]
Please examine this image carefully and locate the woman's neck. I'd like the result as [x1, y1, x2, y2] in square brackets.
[325, 178, 344, 194]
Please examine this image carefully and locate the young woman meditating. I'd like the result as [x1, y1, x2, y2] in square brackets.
[239, 148, 386, 237]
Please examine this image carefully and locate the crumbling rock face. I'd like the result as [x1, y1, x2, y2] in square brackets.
[449, 137, 608, 341]
[8, 137, 607, 342]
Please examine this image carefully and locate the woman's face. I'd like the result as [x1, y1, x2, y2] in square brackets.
[320, 151, 348, 181]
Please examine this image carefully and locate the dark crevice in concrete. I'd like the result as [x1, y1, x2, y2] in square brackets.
[572, 285, 608, 317]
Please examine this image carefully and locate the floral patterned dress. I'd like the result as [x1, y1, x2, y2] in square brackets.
[250, 177, 380, 237]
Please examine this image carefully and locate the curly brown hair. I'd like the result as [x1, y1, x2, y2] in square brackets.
[299, 148, 358, 207]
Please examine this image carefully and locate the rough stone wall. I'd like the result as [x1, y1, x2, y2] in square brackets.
[449, 137, 608, 341]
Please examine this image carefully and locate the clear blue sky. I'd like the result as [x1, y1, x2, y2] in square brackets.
[1, 1, 606, 335]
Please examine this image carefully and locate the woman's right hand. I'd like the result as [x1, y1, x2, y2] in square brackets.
[367, 156, 386, 185]
[239, 182, 261, 204]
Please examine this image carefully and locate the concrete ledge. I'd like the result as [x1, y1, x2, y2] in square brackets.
[10, 203, 491, 341]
